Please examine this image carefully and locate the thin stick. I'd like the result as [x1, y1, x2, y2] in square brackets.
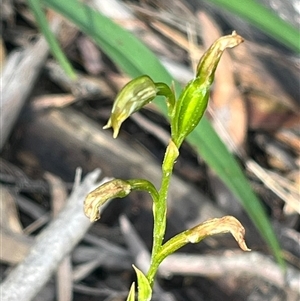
[0, 169, 107, 301]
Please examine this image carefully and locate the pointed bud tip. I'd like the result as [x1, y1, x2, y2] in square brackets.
[231, 30, 244, 44]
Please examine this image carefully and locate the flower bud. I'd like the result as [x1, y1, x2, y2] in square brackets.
[172, 31, 244, 147]
[103, 75, 157, 138]
[172, 77, 209, 146]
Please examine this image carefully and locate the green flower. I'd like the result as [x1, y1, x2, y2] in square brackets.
[103, 75, 157, 138]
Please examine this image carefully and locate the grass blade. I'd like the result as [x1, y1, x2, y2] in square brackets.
[206, 0, 300, 53]
[28, 0, 76, 79]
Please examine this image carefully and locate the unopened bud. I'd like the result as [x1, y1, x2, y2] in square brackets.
[172, 32, 244, 147]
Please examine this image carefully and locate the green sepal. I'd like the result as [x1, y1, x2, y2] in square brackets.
[172, 77, 209, 147]
[196, 31, 244, 81]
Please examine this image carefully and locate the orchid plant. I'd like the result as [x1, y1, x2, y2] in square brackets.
[84, 31, 250, 301]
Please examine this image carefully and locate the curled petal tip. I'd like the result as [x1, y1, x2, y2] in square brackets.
[84, 179, 132, 222]
[84, 202, 100, 222]
[112, 128, 120, 139]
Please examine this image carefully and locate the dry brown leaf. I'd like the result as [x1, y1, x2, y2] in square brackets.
[44, 173, 72, 301]
[231, 42, 298, 131]
[0, 186, 23, 233]
[246, 94, 295, 130]
[0, 37, 6, 71]
[77, 36, 104, 75]
[150, 20, 203, 68]
[0, 230, 32, 264]
[275, 129, 300, 155]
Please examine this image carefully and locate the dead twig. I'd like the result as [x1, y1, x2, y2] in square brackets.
[0, 169, 108, 301]
[160, 251, 300, 294]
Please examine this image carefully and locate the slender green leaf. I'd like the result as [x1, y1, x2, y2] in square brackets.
[43, 0, 172, 82]
[43, 0, 284, 267]
[28, 0, 76, 79]
[126, 283, 135, 301]
[206, 0, 300, 53]
[133, 266, 152, 301]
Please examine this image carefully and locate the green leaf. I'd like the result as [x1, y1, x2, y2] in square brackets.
[43, 0, 172, 82]
[126, 283, 136, 301]
[206, 0, 300, 53]
[43, 0, 284, 267]
[133, 265, 152, 301]
[28, 0, 76, 79]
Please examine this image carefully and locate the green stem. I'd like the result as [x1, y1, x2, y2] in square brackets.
[127, 179, 159, 204]
[155, 82, 176, 117]
[147, 140, 179, 287]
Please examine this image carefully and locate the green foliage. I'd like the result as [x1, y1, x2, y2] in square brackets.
[206, 0, 300, 53]
[133, 266, 152, 301]
[27, 0, 76, 79]
[126, 283, 136, 301]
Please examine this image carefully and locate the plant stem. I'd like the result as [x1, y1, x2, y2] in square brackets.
[147, 140, 179, 287]
[127, 179, 159, 203]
